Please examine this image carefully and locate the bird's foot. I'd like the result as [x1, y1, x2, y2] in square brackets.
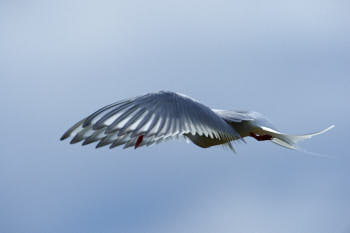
[134, 135, 144, 149]
[250, 132, 272, 141]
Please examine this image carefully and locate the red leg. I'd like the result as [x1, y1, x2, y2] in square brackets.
[134, 135, 144, 149]
[250, 132, 272, 141]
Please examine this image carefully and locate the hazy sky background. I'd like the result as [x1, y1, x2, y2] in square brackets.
[1, 0, 349, 232]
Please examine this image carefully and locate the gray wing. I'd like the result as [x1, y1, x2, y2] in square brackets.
[212, 109, 255, 122]
[213, 109, 279, 139]
[213, 109, 277, 129]
[61, 91, 241, 149]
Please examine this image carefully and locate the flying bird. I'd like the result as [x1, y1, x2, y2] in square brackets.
[61, 91, 334, 152]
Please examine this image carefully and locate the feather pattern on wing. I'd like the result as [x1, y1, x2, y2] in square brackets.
[61, 91, 242, 149]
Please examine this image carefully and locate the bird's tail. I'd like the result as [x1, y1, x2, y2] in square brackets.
[263, 125, 335, 150]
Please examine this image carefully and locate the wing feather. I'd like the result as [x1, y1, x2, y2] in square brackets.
[61, 91, 241, 149]
[130, 111, 153, 137]
[83, 99, 132, 127]
[82, 128, 106, 145]
[118, 109, 147, 135]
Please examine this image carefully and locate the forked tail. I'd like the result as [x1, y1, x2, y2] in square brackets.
[262, 125, 335, 150]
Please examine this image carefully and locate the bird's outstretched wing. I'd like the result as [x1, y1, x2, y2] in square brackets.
[61, 91, 241, 149]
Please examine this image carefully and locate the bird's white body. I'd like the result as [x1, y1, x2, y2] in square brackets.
[61, 91, 334, 152]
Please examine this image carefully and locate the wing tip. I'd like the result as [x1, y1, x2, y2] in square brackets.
[70, 137, 81, 144]
[60, 134, 68, 141]
[60, 131, 71, 141]
[60, 118, 87, 141]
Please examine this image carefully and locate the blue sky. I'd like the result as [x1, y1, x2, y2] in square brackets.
[1, 0, 349, 233]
